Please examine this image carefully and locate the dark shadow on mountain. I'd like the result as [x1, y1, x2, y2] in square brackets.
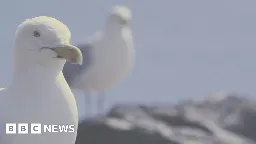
[76, 93, 256, 144]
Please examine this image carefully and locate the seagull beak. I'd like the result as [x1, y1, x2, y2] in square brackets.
[53, 44, 83, 65]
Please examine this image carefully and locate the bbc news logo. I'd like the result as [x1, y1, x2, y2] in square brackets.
[6, 123, 75, 134]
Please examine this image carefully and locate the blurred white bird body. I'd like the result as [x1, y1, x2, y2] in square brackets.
[71, 24, 134, 91]
[63, 5, 135, 116]
[0, 16, 82, 144]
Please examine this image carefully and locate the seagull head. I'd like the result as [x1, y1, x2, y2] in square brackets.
[109, 5, 132, 25]
[13, 16, 83, 71]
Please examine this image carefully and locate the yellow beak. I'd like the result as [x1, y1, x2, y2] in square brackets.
[52, 44, 83, 65]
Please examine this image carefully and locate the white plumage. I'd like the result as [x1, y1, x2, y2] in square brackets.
[0, 16, 82, 144]
[63, 5, 135, 116]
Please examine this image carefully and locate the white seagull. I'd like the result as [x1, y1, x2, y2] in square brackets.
[0, 16, 82, 144]
[63, 5, 135, 116]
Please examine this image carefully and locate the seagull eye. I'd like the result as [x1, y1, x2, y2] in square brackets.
[33, 30, 40, 37]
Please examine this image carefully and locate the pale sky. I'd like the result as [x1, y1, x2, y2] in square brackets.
[0, 0, 256, 118]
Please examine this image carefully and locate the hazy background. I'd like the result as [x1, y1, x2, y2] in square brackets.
[0, 0, 256, 118]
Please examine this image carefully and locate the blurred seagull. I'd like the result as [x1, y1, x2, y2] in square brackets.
[63, 5, 135, 117]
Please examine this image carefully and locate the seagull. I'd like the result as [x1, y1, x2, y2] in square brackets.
[0, 16, 82, 144]
[63, 5, 135, 117]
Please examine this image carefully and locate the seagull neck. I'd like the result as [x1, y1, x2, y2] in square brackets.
[105, 21, 123, 35]
[13, 65, 61, 83]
